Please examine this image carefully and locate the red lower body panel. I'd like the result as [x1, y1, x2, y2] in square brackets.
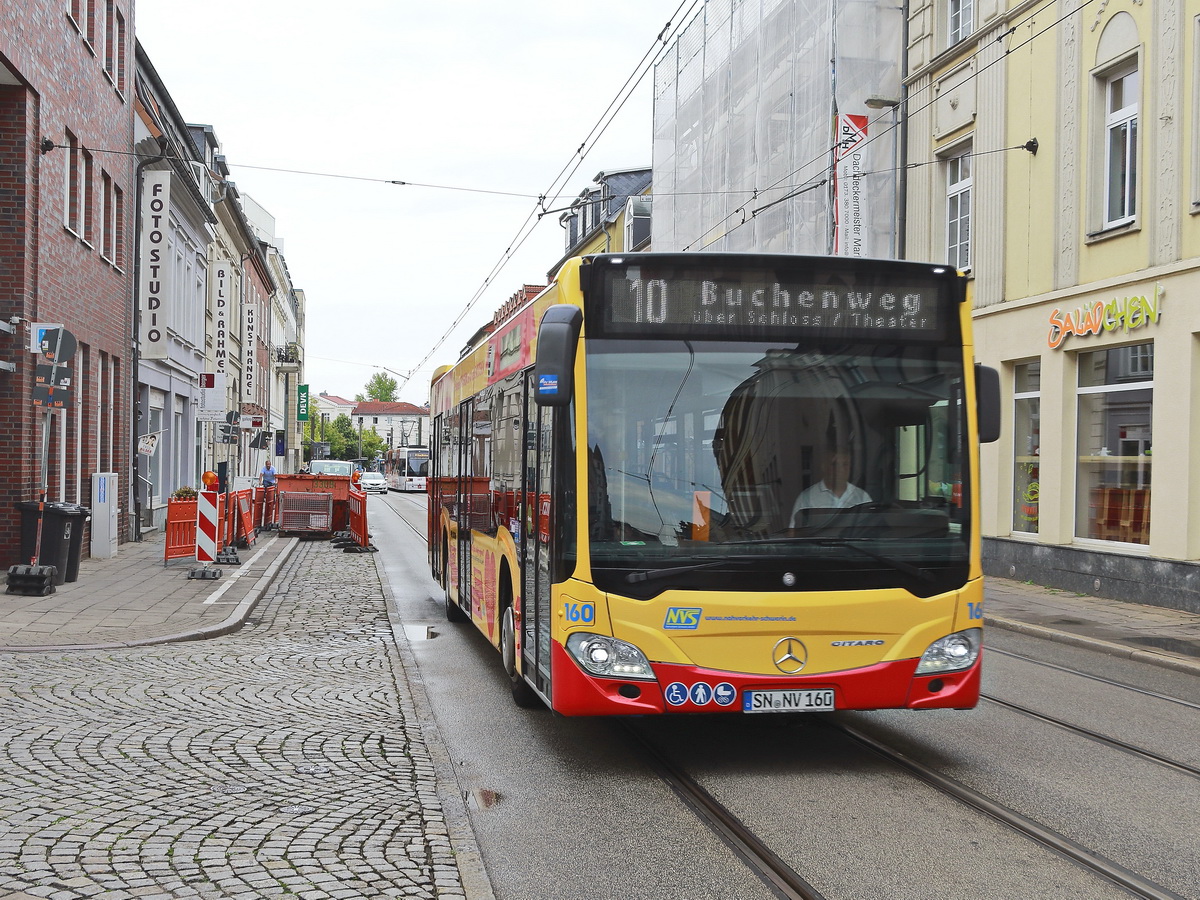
[549, 642, 980, 716]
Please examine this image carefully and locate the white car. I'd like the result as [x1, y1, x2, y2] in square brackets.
[359, 471, 388, 494]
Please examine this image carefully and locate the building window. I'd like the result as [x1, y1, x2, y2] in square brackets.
[1102, 63, 1138, 228]
[1013, 361, 1040, 534]
[81, 146, 95, 245]
[100, 171, 114, 261]
[64, 130, 80, 234]
[1075, 344, 1152, 544]
[946, 148, 971, 270]
[113, 182, 125, 268]
[949, 0, 973, 45]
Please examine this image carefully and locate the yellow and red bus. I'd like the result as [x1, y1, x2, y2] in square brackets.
[429, 253, 999, 715]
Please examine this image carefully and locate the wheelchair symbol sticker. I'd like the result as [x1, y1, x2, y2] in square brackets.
[664, 682, 689, 706]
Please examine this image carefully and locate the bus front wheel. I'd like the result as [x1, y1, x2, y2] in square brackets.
[501, 605, 540, 708]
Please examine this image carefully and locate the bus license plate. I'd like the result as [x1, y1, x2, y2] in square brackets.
[744, 689, 835, 713]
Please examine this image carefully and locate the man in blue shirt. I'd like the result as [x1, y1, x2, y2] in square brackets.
[259, 461, 277, 488]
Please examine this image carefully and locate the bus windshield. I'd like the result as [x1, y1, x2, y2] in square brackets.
[584, 338, 969, 597]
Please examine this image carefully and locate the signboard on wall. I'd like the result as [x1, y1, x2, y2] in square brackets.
[139, 170, 171, 360]
[297, 384, 309, 421]
[833, 114, 869, 258]
[198, 372, 227, 422]
[243, 300, 257, 402]
[210, 261, 231, 374]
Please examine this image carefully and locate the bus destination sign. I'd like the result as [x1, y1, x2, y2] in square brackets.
[593, 259, 953, 341]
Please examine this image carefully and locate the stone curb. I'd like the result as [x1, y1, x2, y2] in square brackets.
[986, 614, 1200, 676]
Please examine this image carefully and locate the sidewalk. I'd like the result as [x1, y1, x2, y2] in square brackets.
[0, 529, 297, 652]
[2, 536, 1199, 674]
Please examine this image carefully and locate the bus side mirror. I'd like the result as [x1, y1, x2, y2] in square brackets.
[975, 364, 1001, 443]
[534, 305, 583, 407]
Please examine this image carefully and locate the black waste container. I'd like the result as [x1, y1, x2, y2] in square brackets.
[16, 500, 69, 585]
[57, 504, 90, 583]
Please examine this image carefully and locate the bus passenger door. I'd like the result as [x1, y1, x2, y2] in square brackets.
[520, 375, 554, 694]
[456, 400, 472, 618]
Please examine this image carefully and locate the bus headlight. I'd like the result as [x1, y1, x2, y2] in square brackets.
[915, 628, 981, 675]
[566, 633, 656, 681]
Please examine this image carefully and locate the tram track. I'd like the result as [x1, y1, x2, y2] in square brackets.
[827, 718, 1190, 900]
[621, 721, 829, 900]
[627, 712, 1192, 900]
[373, 490, 428, 540]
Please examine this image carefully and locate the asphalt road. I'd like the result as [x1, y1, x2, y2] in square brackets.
[373, 491, 1200, 900]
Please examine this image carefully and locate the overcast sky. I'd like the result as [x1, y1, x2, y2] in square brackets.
[135, 0, 684, 404]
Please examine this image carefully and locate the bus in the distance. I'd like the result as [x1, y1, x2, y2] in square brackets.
[385, 446, 430, 492]
[429, 253, 1000, 715]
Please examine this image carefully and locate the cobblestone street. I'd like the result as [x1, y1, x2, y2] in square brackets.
[0, 541, 466, 900]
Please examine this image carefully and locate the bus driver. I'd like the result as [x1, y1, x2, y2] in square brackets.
[790, 441, 872, 526]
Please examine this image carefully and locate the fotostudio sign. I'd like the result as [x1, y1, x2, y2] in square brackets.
[139, 170, 171, 360]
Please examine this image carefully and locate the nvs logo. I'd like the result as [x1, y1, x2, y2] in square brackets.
[664, 608, 702, 630]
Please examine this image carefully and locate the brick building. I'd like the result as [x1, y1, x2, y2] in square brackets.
[1, 2, 137, 562]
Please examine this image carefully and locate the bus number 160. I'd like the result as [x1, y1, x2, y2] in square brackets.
[564, 602, 595, 624]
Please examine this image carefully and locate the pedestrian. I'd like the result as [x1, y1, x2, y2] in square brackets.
[260, 460, 277, 488]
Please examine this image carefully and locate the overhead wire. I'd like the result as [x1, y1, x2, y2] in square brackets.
[397, 0, 702, 390]
[684, 0, 1100, 251]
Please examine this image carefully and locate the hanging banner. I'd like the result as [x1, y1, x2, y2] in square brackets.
[833, 114, 869, 258]
[243, 298, 257, 402]
[297, 384, 310, 421]
[210, 261, 232, 374]
[139, 170, 172, 359]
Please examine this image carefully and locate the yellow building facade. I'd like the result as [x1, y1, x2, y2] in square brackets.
[907, 0, 1200, 611]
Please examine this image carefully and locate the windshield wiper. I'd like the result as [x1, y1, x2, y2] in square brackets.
[624, 558, 749, 584]
[722, 537, 935, 583]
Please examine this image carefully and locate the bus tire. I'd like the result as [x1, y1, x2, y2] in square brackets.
[502, 604, 540, 709]
[443, 536, 467, 623]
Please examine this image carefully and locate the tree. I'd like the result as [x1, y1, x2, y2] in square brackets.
[328, 414, 358, 460]
[356, 371, 398, 402]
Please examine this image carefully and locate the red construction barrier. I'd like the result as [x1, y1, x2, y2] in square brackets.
[235, 489, 256, 547]
[275, 474, 350, 532]
[250, 485, 279, 531]
[347, 487, 369, 548]
[165, 499, 198, 562]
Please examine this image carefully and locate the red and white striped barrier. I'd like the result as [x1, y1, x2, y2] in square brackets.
[196, 489, 219, 564]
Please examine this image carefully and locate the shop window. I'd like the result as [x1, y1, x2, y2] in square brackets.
[1075, 344, 1152, 544]
[1012, 361, 1040, 534]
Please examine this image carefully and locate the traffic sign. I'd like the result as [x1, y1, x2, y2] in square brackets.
[38, 327, 77, 363]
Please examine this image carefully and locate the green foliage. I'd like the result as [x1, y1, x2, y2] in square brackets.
[359, 371, 398, 402]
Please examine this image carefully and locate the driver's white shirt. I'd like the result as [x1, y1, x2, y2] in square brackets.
[791, 481, 872, 525]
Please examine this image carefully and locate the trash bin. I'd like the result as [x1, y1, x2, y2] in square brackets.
[16, 500, 69, 585]
[57, 504, 90, 583]
[15, 501, 90, 585]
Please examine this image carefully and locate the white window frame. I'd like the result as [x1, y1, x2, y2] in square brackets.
[1012, 361, 1041, 535]
[948, 0, 974, 46]
[1102, 62, 1138, 228]
[945, 146, 972, 271]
